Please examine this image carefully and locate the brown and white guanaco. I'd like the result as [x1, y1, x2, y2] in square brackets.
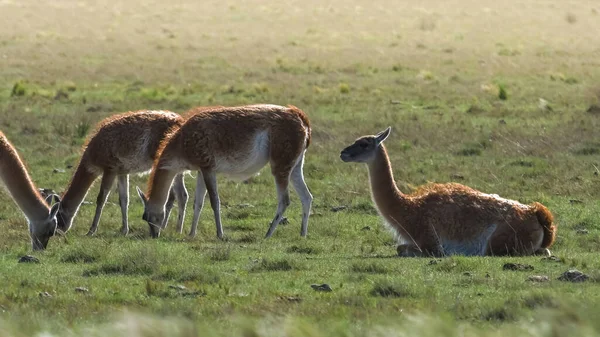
[137, 104, 313, 239]
[340, 127, 556, 257]
[0, 132, 59, 250]
[57, 111, 189, 236]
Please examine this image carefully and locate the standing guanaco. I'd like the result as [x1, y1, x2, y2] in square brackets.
[57, 111, 189, 236]
[137, 104, 313, 239]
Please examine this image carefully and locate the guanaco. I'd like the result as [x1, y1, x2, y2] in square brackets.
[137, 104, 312, 239]
[340, 127, 556, 257]
[56, 111, 189, 236]
[0, 132, 59, 250]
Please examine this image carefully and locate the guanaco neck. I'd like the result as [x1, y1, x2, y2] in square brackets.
[0, 139, 49, 222]
[60, 157, 99, 214]
[366, 144, 411, 227]
[147, 168, 178, 208]
[147, 132, 182, 209]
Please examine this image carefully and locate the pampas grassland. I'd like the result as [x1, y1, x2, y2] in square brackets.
[1, 0, 600, 335]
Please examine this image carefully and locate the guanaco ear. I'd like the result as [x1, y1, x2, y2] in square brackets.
[375, 127, 391, 145]
[136, 186, 147, 204]
[45, 194, 61, 205]
[49, 202, 60, 218]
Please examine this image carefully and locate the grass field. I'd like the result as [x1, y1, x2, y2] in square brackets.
[1, 0, 600, 335]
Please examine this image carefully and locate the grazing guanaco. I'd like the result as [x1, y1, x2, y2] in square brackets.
[56, 111, 189, 236]
[0, 132, 59, 250]
[137, 104, 312, 239]
[340, 127, 556, 257]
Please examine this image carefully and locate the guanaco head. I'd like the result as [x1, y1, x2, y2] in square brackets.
[340, 127, 391, 163]
[29, 202, 60, 250]
[136, 186, 163, 238]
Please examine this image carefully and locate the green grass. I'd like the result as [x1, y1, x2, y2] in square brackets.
[1, 0, 600, 335]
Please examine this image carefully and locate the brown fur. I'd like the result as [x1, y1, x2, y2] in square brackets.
[58, 110, 185, 233]
[148, 104, 310, 197]
[144, 104, 312, 238]
[81, 111, 184, 172]
[0, 132, 49, 215]
[342, 133, 556, 257]
[0, 132, 58, 249]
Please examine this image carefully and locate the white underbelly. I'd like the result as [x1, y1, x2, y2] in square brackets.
[441, 223, 497, 256]
[214, 131, 270, 180]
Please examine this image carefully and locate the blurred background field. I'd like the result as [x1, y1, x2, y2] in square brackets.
[1, 0, 600, 336]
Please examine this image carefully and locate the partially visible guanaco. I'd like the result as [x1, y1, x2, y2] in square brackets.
[0, 132, 59, 250]
[340, 127, 556, 257]
[137, 104, 313, 239]
[57, 111, 189, 236]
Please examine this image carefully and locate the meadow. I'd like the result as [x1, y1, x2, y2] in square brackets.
[1, 0, 600, 335]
